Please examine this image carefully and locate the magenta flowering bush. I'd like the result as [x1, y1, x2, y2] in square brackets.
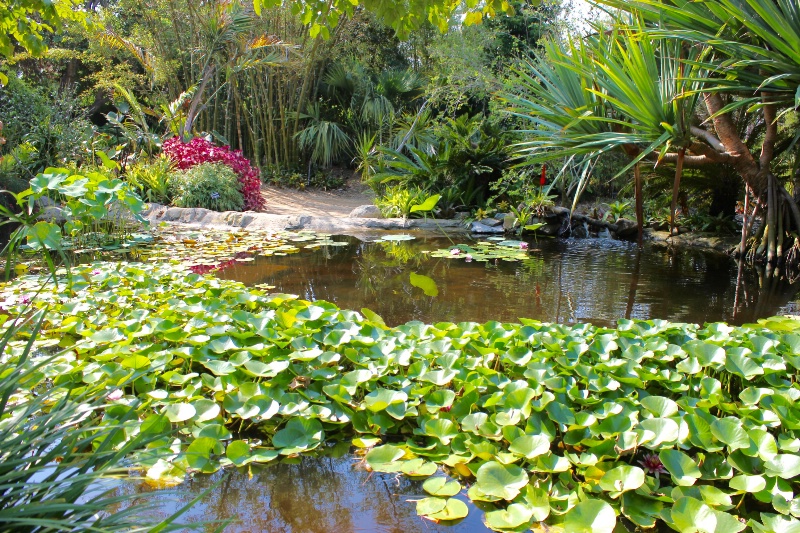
[162, 137, 264, 211]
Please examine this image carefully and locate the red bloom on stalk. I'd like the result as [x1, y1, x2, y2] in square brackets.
[163, 137, 265, 211]
[540, 165, 547, 187]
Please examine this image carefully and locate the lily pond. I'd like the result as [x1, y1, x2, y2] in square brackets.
[4, 228, 800, 533]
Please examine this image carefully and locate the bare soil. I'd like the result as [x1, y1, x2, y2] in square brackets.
[260, 174, 375, 217]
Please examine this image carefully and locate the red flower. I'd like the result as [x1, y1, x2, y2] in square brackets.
[540, 165, 547, 187]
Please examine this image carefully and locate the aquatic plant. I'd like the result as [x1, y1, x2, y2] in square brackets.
[162, 137, 264, 211]
[2, 261, 800, 531]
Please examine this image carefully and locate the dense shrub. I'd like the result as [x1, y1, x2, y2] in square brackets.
[169, 162, 244, 212]
[0, 77, 93, 178]
[162, 137, 264, 211]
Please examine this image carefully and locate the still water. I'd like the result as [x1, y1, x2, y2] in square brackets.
[215, 234, 799, 327]
[129, 235, 799, 532]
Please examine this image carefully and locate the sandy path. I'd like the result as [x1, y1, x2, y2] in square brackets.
[260, 176, 376, 217]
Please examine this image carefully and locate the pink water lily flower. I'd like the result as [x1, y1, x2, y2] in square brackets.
[519, 242, 529, 250]
[465, 254, 473, 262]
[450, 248, 461, 256]
[107, 389, 124, 401]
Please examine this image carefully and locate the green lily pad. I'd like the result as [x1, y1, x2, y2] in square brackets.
[423, 476, 461, 497]
[475, 461, 529, 501]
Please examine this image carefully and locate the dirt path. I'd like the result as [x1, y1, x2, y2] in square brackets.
[260, 175, 376, 217]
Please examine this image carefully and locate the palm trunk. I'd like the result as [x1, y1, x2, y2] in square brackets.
[670, 148, 685, 236]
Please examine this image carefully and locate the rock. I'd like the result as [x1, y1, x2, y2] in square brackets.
[471, 221, 504, 234]
[571, 222, 589, 238]
[494, 212, 508, 220]
[614, 218, 639, 239]
[37, 206, 66, 224]
[349, 205, 382, 218]
[503, 215, 517, 231]
[478, 217, 502, 227]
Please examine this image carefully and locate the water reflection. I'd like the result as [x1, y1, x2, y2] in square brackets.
[118, 452, 490, 533]
[217, 236, 800, 327]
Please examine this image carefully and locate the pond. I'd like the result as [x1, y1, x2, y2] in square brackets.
[213, 234, 799, 327]
[114, 233, 798, 532]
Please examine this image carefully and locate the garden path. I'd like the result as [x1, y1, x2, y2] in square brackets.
[260, 174, 375, 216]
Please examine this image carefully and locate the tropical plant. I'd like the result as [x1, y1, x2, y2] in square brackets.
[125, 155, 174, 204]
[605, 200, 631, 222]
[374, 185, 429, 218]
[508, 2, 800, 273]
[295, 102, 352, 170]
[169, 162, 244, 212]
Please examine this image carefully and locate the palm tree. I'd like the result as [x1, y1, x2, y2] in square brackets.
[508, 2, 800, 272]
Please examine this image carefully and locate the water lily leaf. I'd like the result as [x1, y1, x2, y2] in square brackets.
[364, 388, 408, 412]
[271, 417, 324, 454]
[622, 492, 663, 528]
[599, 465, 646, 496]
[120, 355, 150, 370]
[192, 399, 221, 422]
[381, 234, 415, 241]
[711, 418, 750, 450]
[201, 359, 237, 375]
[485, 502, 534, 529]
[365, 444, 405, 472]
[475, 461, 529, 500]
[730, 474, 767, 493]
[426, 389, 456, 410]
[725, 351, 764, 380]
[638, 417, 680, 449]
[242, 359, 289, 377]
[419, 368, 456, 386]
[765, 455, 800, 480]
[515, 485, 550, 522]
[400, 458, 437, 477]
[751, 513, 800, 533]
[185, 436, 223, 473]
[423, 477, 461, 497]
[744, 429, 778, 461]
[226, 440, 251, 466]
[410, 272, 438, 297]
[669, 497, 717, 533]
[197, 424, 232, 440]
[660, 449, 702, 486]
[508, 434, 551, 459]
[162, 402, 196, 423]
[416, 497, 447, 516]
[423, 418, 459, 445]
[685, 341, 726, 367]
[641, 396, 680, 418]
[426, 498, 468, 521]
[562, 499, 616, 533]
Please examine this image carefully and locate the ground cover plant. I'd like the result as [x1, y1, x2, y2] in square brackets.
[2, 260, 800, 532]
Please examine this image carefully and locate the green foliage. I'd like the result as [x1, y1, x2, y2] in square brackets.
[374, 185, 428, 218]
[169, 163, 244, 212]
[0, 78, 94, 177]
[295, 102, 352, 169]
[4, 260, 800, 531]
[372, 114, 513, 210]
[0, 310, 208, 531]
[263, 166, 346, 190]
[125, 155, 175, 204]
[605, 200, 631, 222]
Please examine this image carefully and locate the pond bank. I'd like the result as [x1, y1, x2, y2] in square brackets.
[142, 203, 469, 238]
[143, 203, 742, 256]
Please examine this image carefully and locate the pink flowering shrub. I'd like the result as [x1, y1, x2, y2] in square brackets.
[162, 137, 264, 211]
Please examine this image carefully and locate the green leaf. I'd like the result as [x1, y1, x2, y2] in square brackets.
[711, 418, 750, 450]
[364, 388, 408, 412]
[185, 436, 223, 473]
[508, 434, 551, 459]
[485, 503, 534, 529]
[422, 477, 461, 497]
[475, 461, 529, 500]
[225, 440, 251, 466]
[660, 449, 702, 486]
[730, 474, 767, 493]
[598, 465, 646, 496]
[410, 194, 440, 213]
[162, 402, 196, 423]
[365, 444, 405, 472]
[271, 417, 324, 454]
[765, 455, 800, 480]
[562, 499, 616, 533]
[410, 272, 438, 297]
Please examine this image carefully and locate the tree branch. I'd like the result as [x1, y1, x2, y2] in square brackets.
[690, 126, 725, 153]
[760, 92, 778, 170]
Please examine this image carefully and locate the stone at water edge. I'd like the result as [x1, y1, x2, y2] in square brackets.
[478, 218, 503, 227]
[349, 205, 383, 218]
[471, 221, 504, 234]
[614, 218, 639, 238]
